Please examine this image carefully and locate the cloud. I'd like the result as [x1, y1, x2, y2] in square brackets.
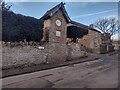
[111, 33, 120, 41]
[71, 9, 117, 19]
[79, 2, 97, 7]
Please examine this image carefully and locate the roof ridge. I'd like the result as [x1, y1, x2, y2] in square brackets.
[40, 2, 71, 23]
[40, 2, 100, 33]
[70, 20, 101, 33]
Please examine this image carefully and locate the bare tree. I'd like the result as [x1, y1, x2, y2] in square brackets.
[0, 1, 12, 11]
[92, 17, 119, 36]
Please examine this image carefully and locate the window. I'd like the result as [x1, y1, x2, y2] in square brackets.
[56, 30, 61, 37]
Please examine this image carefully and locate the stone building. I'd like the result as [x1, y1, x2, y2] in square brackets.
[100, 33, 114, 53]
[79, 28, 102, 53]
[112, 40, 120, 50]
[40, 2, 89, 63]
[41, 2, 88, 44]
[79, 31, 114, 53]
[40, 2, 114, 59]
[41, 2, 68, 44]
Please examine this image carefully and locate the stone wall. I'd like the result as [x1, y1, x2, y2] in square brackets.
[46, 42, 68, 63]
[79, 30, 114, 53]
[112, 41, 120, 50]
[67, 43, 86, 60]
[79, 29, 102, 53]
[2, 42, 86, 70]
[2, 45, 47, 70]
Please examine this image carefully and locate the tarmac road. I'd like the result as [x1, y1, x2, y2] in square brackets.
[2, 51, 119, 89]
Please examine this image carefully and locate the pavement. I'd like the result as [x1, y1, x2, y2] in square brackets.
[1, 51, 119, 89]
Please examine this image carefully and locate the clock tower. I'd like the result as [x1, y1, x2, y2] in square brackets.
[40, 2, 86, 63]
[41, 2, 68, 44]
[41, 2, 70, 44]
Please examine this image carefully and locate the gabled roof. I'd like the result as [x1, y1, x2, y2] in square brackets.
[70, 20, 101, 33]
[40, 2, 101, 33]
[70, 20, 89, 30]
[40, 2, 71, 23]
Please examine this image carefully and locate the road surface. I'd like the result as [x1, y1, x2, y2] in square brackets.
[2, 51, 119, 88]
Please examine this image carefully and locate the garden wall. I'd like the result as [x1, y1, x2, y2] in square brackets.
[2, 42, 86, 70]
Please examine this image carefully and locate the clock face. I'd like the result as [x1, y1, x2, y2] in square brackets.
[55, 19, 61, 26]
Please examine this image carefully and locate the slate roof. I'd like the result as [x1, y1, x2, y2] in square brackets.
[40, 2, 101, 33]
[40, 2, 71, 23]
[70, 20, 101, 33]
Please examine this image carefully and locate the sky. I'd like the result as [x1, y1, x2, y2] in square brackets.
[5, 1, 119, 40]
[4, 0, 120, 2]
[8, 2, 118, 25]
